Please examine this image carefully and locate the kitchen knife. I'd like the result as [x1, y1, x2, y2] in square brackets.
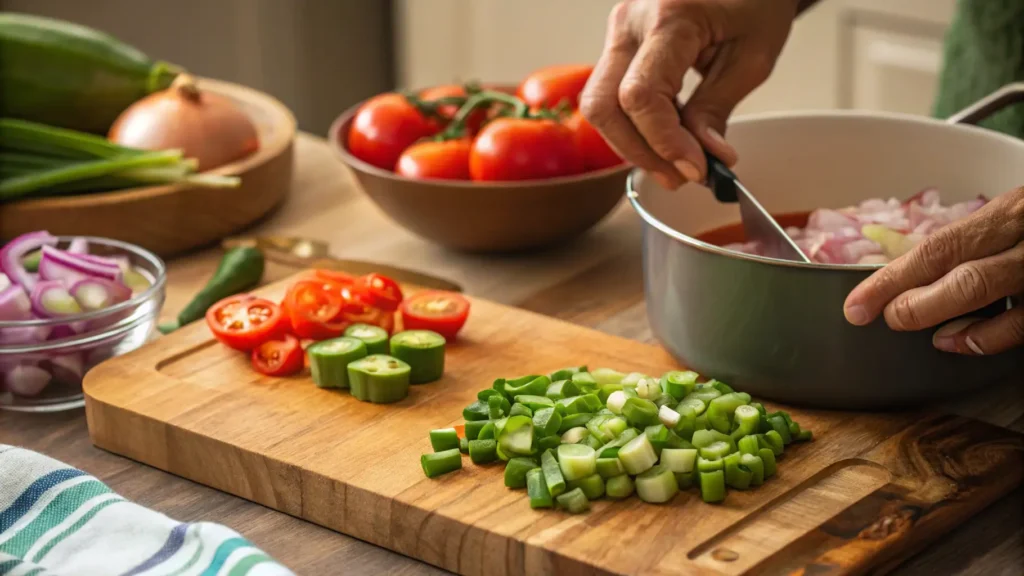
[222, 235, 463, 292]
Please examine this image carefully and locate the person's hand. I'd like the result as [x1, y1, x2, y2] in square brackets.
[580, 0, 801, 189]
[844, 187, 1024, 355]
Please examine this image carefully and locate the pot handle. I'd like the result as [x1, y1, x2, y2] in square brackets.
[945, 82, 1024, 126]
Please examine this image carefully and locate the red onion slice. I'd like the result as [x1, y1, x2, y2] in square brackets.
[78, 253, 131, 270]
[70, 278, 131, 311]
[30, 280, 83, 318]
[39, 245, 122, 286]
[0, 283, 33, 321]
[5, 364, 51, 397]
[49, 353, 85, 382]
[0, 273, 9, 292]
[0, 325, 52, 344]
[68, 237, 89, 254]
[0, 231, 57, 290]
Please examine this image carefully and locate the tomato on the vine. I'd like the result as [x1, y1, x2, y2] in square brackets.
[564, 110, 624, 171]
[396, 139, 471, 180]
[517, 64, 593, 110]
[400, 291, 470, 340]
[347, 93, 439, 170]
[470, 118, 584, 181]
[284, 280, 348, 340]
[251, 334, 305, 376]
[206, 295, 288, 351]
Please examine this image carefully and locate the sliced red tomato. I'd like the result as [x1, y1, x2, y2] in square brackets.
[206, 295, 287, 351]
[284, 280, 349, 340]
[354, 273, 404, 311]
[399, 291, 470, 340]
[251, 334, 305, 376]
[314, 269, 356, 286]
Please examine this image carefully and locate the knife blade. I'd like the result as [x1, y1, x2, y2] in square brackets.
[222, 235, 463, 292]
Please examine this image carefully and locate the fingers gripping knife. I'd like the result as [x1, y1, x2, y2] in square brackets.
[703, 151, 810, 263]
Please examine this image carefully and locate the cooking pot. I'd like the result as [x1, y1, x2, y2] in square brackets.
[630, 84, 1024, 410]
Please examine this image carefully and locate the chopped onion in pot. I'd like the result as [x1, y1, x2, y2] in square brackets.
[723, 189, 989, 264]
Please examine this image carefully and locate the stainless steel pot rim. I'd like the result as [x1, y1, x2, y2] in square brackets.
[626, 108, 1024, 272]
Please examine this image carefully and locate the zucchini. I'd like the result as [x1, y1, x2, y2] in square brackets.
[0, 13, 181, 134]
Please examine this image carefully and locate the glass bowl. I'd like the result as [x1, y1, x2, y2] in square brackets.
[0, 236, 166, 412]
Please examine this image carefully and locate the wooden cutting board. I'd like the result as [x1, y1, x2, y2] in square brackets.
[83, 275, 1023, 576]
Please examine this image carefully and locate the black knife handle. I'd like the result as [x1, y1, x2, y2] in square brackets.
[704, 150, 738, 203]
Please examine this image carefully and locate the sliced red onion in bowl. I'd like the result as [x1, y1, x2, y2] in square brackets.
[30, 280, 83, 318]
[78, 253, 131, 270]
[70, 278, 131, 311]
[0, 282, 33, 321]
[5, 364, 52, 397]
[0, 325, 52, 344]
[48, 353, 85, 383]
[0, 231, 57, 290]
[39, 246, 122, 286]
[68, 237, 89, 254]
[0, 273, 9, 292]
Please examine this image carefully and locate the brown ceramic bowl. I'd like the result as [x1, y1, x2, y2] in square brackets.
[328, 93, 630, 253]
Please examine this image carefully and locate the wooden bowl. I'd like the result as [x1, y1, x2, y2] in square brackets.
[0, 78, 296, 258]
[328, 96, 630, 253]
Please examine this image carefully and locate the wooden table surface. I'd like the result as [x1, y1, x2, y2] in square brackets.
[2, 134, 1021, 576]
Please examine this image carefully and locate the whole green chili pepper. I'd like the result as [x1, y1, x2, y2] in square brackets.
[158, 246, 264, 334]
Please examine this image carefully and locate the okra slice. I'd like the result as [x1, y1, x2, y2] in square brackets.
[527, 468, 553, 508]
[429, 428, 459, 452]
[541, 449, 566, 497]
[469, 439, 498, 464]
[344, 323, 389, 355]
[308, 337, 367, 389]
[699, 470, 726, 503]
[533, 407, 562, 438]
[421, 449, 462, 478]
[390, 330, 445, 384]
[504, 457, 539, 488]
[567, 473, 605, 500]
[556, 487, 590, 513]
[545, 379, 579, 401]
[346, 354, 411, 404]
[636, 465, 678, 504]
[605, 474, 635, 499]
[660, 370, 698, 401]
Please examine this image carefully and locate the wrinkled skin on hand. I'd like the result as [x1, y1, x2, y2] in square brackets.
[844, 187, 1024, 355]
[580, 0, 801, 189]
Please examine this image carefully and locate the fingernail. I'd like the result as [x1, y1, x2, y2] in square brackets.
[965, 335, 984, 355]
[932, 317, 983, 353]
[844, 305, 871, 326]
[674, 160, 701, 183]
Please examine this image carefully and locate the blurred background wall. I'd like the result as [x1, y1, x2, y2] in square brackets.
[2, 0, 957, 134]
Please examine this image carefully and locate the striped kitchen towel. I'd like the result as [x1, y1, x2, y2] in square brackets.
[0, 445, 294, 576]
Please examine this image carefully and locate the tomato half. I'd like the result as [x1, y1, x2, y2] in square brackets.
[517, 64, 593, 110]
[470, 118, 584, 181]
[347, 93, 440, 171]
[251, 334, 305, 376]
[206, 295, 287, 351]
[564, 110, 624, 171]
[353, 273, 404, 311]
[400, 291, 470, 340]
[396, 139, 472, 180]
[284, 280, 348, 340]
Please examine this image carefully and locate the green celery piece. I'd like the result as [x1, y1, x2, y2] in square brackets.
[556, 487, 590, 513]
[622, 397, 660, 428]
[545, 379, 580, 401]
[514, 395, 555, 412]
[660, 370, 698, 401]
[740, 453, 765, 486]
[478, 422, 496, 440]
[549, 366, 587, 382]
[527, 468, 553, 508]
[759, 448, 777, 477]
[686, 385, 722, 404]
[567, 473, 605, 500]
[706, 380, 735, 395]
[699, 470, 726, 503]
[706, 393, 748, 434]
[469, 439, 498, 464]
[533, 407, 562, 437]
[509, 403, 533, 418]
[421, 449, 462, 478]
[541, 449, 566, 497]
[429, 428, 460, 452]
[463, 401, 490, 422]
[674, 405, 697, 441]
[504, 457, 539, 488]
[558, 413, 595, 434]
[597, 428, 640, 458]
[504, 375, 551, 397]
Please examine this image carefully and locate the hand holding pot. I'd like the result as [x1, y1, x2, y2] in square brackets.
[844, 187, 1024, 355]
[580, 0, 802, 190]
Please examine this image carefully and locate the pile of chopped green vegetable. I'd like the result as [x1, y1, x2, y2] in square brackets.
[421, 367, 811, 511]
